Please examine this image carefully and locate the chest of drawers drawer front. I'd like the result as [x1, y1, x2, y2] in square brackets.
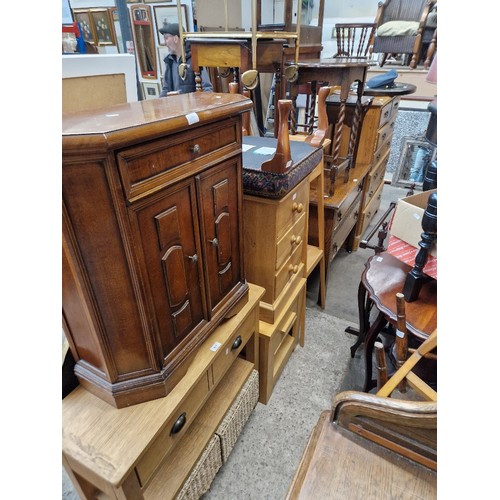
[275, 253, 304, 302]
[275, 212, 307, 271]
[375, 117, 396, 152]
[365, 149, 390, 204]
[330, 190, 362, 260]
[372, 133, 392, 168]
[135, 370, 211, 487]
[276, 181, 309, 240]
[117, 119, 239, 202]
[378, 99, 394, 128]
[358, 180, 384, 237]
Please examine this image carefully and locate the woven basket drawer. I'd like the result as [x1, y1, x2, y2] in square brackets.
[175, 434, 222, 500]
[215, 369, 259, 462]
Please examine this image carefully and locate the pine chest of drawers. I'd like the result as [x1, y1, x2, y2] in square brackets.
[62, 93, 253, 408]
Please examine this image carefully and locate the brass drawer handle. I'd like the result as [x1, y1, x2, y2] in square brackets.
[292, 202, 304, 213]
[231, 335, 242, 350]
[190, 144, 201, 154]
[291, 235, 302, 245]
[209, 237, 219, 247]
[170, 412, 187, 435]
[288, 264, 299, 274]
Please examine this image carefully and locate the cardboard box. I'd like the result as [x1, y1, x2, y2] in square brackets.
[389, 189, 437, 258]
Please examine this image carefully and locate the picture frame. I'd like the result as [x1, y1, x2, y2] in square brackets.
[74, 10, 96, 44]
[90, 9, 116, 46]
[391, 137, 437, 190]
[154, 5, 188, 46]
[144, 0, 172, 3]
[142, 82, 161, 100]
[109, 8, 124, 52]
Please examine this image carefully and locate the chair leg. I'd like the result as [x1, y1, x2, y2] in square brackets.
[346, 279, 370, 358]
[363, 311, 388, 392]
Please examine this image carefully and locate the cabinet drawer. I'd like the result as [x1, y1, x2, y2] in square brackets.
[358, 180, 384, 238]
[390, 97, 401, 117]
[276, 180, 309, 240]
[211, 311, 256, 386]
[372, 132, 392, 168]
[275, 243, 304, 300]
[271, 309, 298, 357]
[275, 212, 307, 271]
[375, 118, 396, 152]
[117, 119, 239, 201]
[329, 191, 362, 260]
[365, 149, 390, 204]
[135, 371, 211, 487]
[330, 184, 363, 232]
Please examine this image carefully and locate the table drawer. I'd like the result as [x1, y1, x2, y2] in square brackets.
[329, 190, 362, 260]
[372, 133, 392, 168]
[276, 180, 309, 240]
[117, 118, 239, 201]
[211, 311, 256, 386]
[275, 212, 307, 271]
[330, 183, 363, 232]
[135, 371, 211, 487]
[275, 243, 304, 300]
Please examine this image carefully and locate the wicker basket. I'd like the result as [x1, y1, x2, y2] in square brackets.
[215, 369, 259, 462]
[175, 434, 222, 500]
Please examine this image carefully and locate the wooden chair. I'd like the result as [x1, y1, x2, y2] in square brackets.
[332, 23, 376, 59]
[285, 330, 437, 498]
[372, 0, 437, 69]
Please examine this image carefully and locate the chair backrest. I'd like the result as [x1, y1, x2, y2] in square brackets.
[377, 0, 429, 24]
[332, 23, 375, 58]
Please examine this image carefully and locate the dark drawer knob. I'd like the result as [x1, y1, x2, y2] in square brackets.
[170, 412, 187, 435]
[190, 144, 201, 155]
[231, 335, 242, 350]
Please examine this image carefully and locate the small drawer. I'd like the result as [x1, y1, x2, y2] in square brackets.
[117, 119, 239, 201]
[275, 212, 307, 271]
[275, 180, 309, 240]
[390, 96, 401, 117]
[330, 190, 362, 260]
[211, 311, 256, 386]
[378, 98, 394, 128]
[271, 310, 298, 357]
[274, 243, 304, 300]
[372, 134, 392, 167]
[330, 183, 363, 232]
[358, 181, 384, 238]
[375, 118, 395, 152]
[135, 371, 211, 487]
[365, 150, 390, 203]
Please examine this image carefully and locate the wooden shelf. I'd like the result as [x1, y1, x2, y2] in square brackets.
[144, 358, 254, 499]
[306, 244, 323, 277]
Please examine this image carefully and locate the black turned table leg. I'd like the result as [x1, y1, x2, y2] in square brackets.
[362, 311, 388, 392]
[346, 279, 370, 358]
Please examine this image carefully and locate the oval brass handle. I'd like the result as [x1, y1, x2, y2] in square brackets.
[288, 264, 299, 274]
[383, 110, 389, 118]
[170, 412, 187, 435]
[337, 211, 343, 221]
[291, 235, 302, 245]
[190, 144, 201, 154]
[381, 132, 387, 141]
[369, 190, 374, 198]
[292, 202, 304, 213]
[188, 254, 198, 263]
[231, 335, 242, 350]
[209, 237, 219, 247]
[354, 210, 359, 220]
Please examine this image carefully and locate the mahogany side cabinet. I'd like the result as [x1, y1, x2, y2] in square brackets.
[62, 93, 253, 408]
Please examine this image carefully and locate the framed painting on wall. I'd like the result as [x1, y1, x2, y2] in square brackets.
[142, 82, 161, 100]
[90, 9, 116, 45]
[74, 10, 95, 44]
[154, 5, 188, 46]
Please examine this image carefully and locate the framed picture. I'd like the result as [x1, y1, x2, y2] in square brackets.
[74, 10, 95, 44]
[144, 0, 172, 3]
[392, 137, 437, 190]
[90, 9, 116, 45]
[109, 8, 124, 52]
[142, 82, 161, 100]
[154, 5, 188, 46]
[133, 6, 150, 22]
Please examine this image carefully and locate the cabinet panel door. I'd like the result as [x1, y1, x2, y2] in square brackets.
[131, 179, 206, 364]
[197, 160, 243, 314]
